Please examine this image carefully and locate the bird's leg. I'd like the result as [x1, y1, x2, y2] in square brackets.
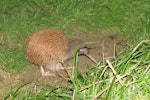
[40, 66, 56, 78]
[60, 66, 72, 70]
[55, 62, 72, 77]
[56, 62, 72, 70]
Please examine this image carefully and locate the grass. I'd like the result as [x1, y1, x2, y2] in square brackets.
[0, 0, 150, 99]
[3, 40, 150, 100]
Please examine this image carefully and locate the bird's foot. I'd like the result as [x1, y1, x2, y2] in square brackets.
[40, 66, 56, 78]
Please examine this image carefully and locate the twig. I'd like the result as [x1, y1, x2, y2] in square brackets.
[99, 65, 108, 79]
[79, 79, 109, 92]
[106, 59, 123, 86]
[92, 72, 130, 100]
[132, 40, 150, 53]
[92, 87, 109, 100]
[102, 40, 105, 65]
[72, 90, 75, 100]
[113, 43, 116, 59]
[144, 64, 150, 73]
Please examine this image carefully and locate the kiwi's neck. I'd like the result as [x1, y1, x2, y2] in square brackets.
[65, 46, 78, 61]
[64, 38, 84, 61]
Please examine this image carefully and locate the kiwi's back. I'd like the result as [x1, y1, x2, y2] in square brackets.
[25, 29, 68, 67]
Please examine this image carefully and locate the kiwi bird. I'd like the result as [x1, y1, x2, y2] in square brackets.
[25, 29, 97, 78]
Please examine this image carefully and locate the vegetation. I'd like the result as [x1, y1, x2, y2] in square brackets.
[0, 0, 150, 99]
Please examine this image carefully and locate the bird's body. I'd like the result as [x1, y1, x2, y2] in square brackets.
[25, 29, 93, 77]
[26, 29, 69, 71]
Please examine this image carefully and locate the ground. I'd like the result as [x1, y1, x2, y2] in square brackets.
[0, 30, 126, 98]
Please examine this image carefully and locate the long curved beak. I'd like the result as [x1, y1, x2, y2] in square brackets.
[85, 54, 97, 64]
